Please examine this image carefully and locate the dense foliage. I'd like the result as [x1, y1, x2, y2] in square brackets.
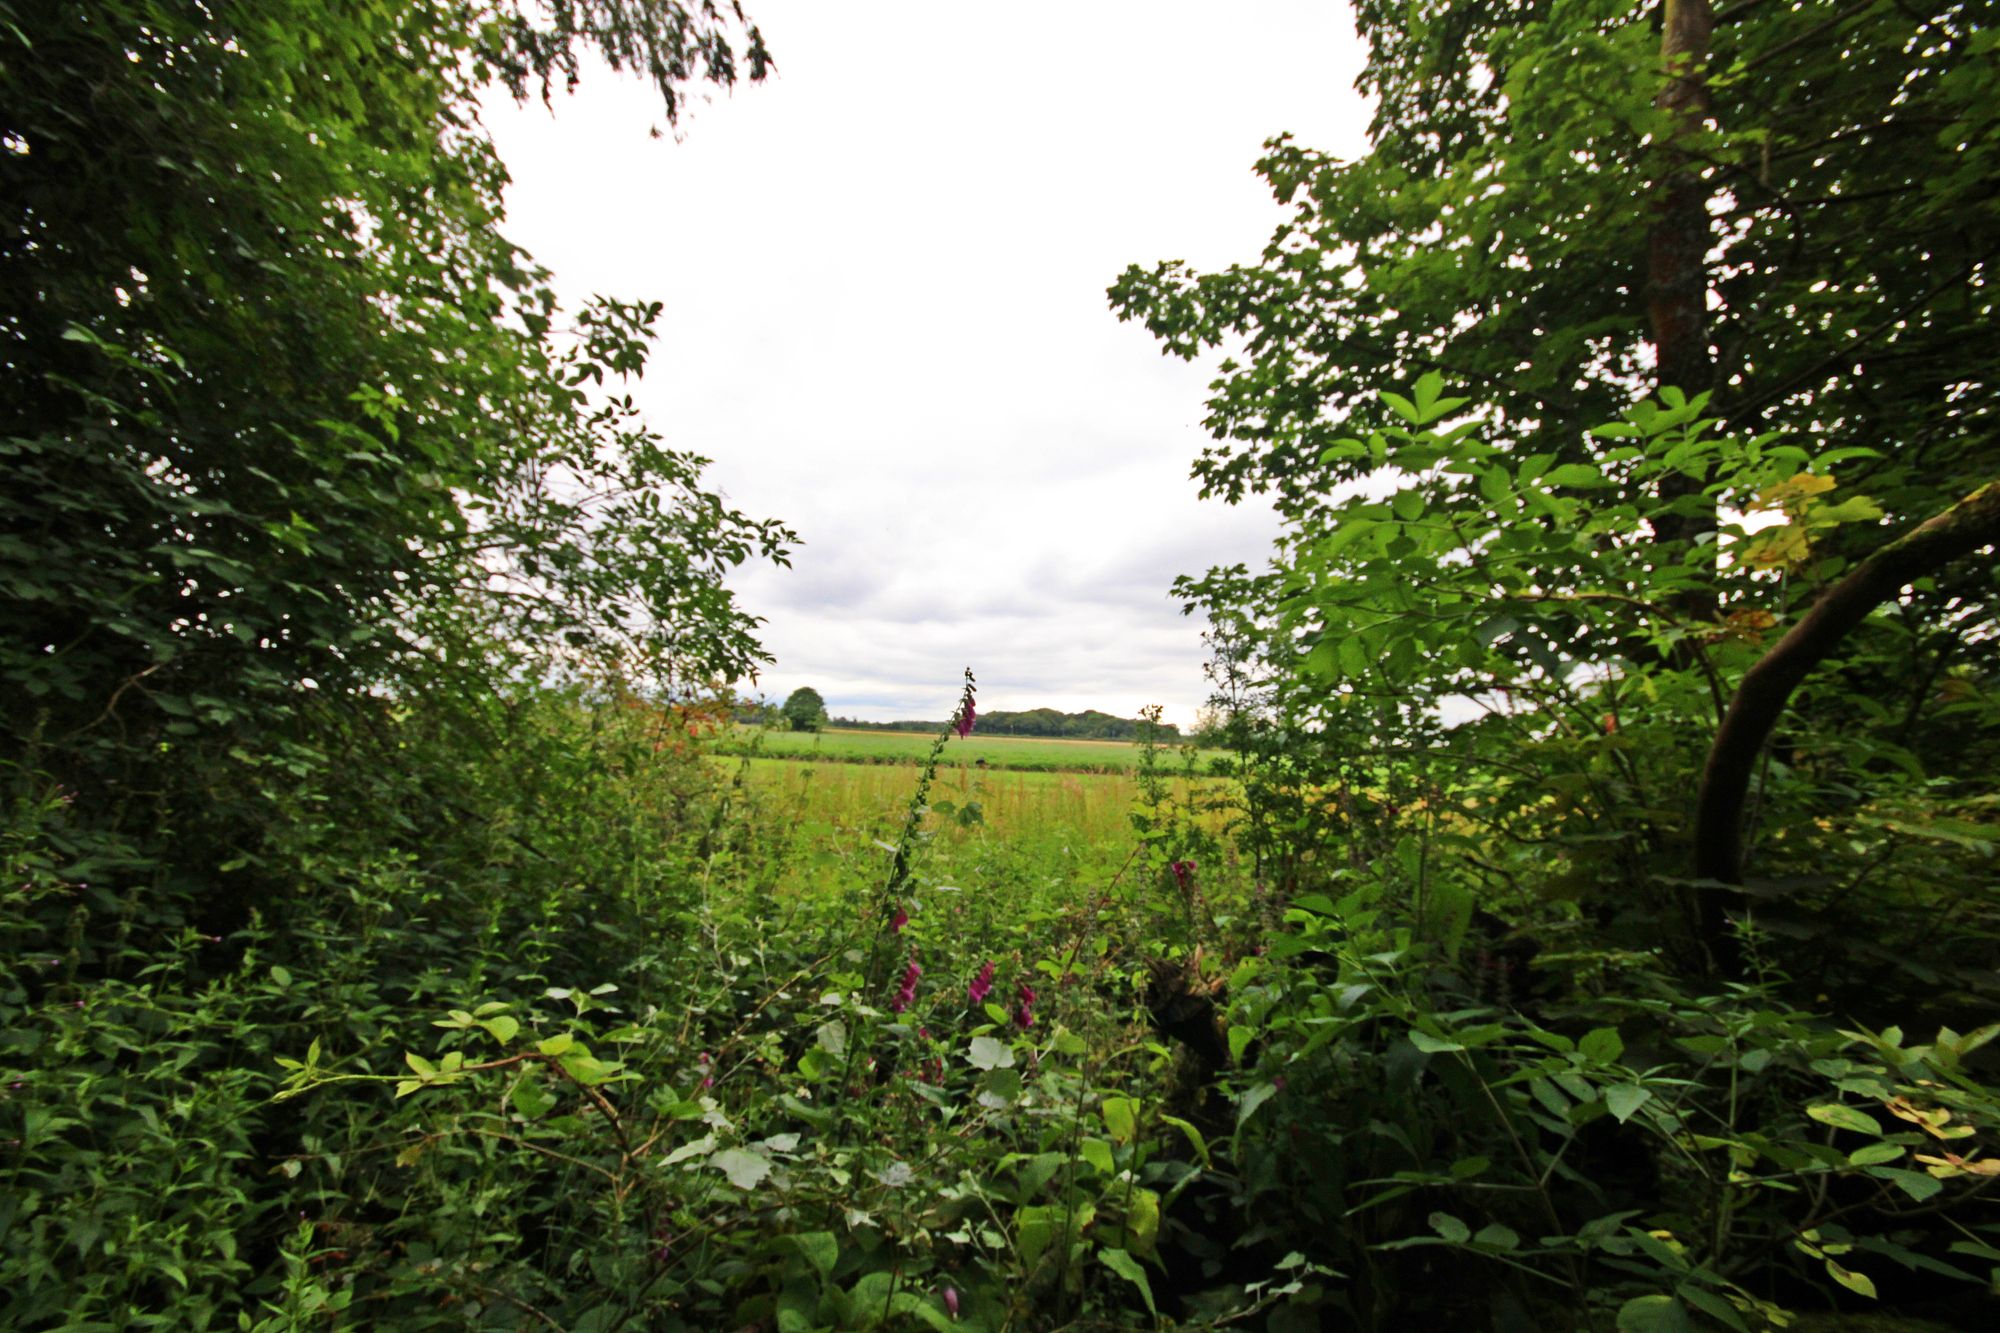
[785, 687, 831, 732]
[4, 1, 1996, 1330]
[1105, 0, 2000, 1325]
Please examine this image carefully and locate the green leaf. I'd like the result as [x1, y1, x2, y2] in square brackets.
[1228, 1024, 1256, 1064]
[1016, 1203, 1091, 1266]
[509, 1077, 558, 1121]
[792, 1230, 838, 1277]
[966, 1035, 1014, 1070]
[1676, 1285, 1749, 1332]
[887, 1292, 957, 1332]
[1237, 1082, 1278, 1128]
[558, 1053, 621, 1086]
[1080, 1138, 1116, 1176]
[662, 1134, 716, 1166]
[1806, 1103, 1881, 1135]
[1411, 371, 1447, 413]
[1606, 1084, 1653, 1124]
[1101, 1096, 1138, 1145]
[977, 1067, 1023, 1109]
[1825, 1259, 1877, 1299]
[1542, 462, 1603, 488]
[1616, 1295, 1694, 1332]
[1847, 1143, 1904, 1166]
[1160, 1113, 1211, 1166]
[1098, 1247, 1158, 1316]
[1428, 1212, 1470, 1244]
[1873, 1168, 1942, 1201]
[1123, 1187, 1162, 1260]
[710, 1148, 773, 1191]
[1579, 1027, 1625, 1064]
[1381, 390, 1421, 424]
[1408, 1029, 1465, 1053]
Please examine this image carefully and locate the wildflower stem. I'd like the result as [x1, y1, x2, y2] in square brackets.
[864, 669, 976, 993]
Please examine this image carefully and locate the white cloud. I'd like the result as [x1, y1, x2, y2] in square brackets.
[485, 1, 1372, 726]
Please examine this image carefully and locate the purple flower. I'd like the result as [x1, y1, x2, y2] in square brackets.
[1170, 860, 1196, 894]
[1015, 982, 1037, 1030]
[890, 908, 909, 934]
[891, 956, 923, 1014]
[966, 961, 995, 1007]
[956, 696, 977, 740]
[943, 1286, 960, 1319]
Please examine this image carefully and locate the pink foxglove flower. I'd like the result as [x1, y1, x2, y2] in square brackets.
[890, 908, 909, 933]
[1015, 981, 1037, 1030]
[1169, 860, 1196, 894]
[956, 692, 977, 739]
[891, 956, 923, 1013]
[943, 1286, 960, 1319]
[967, 960, 995, 1007]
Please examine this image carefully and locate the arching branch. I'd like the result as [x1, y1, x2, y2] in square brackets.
[1694, 482, 2000, 909]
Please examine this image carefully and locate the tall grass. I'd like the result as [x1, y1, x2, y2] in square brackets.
[732, 757, 1220, 846]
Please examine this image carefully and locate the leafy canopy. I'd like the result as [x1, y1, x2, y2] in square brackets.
[1, 0, 791, 761]
[1114, 0, 1999, 956]
[783, 686, 829, 732]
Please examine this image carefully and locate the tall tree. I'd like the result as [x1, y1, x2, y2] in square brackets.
[0, 0, 794, 952]
[2, 1, 788, 754]
[782, 686, 828, 732]
[1113, 0, 2000, 955]
[1114, 0, 1998, 530]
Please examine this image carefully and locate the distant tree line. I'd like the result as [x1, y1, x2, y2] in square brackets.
[834, 707, 1180, 741]
[732, 700, 1180, 740]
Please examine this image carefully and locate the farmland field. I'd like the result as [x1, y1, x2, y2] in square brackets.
[725, 755, 1219, 844]
[707, 752, 1238, 914]
[713, 724, 1220, 773]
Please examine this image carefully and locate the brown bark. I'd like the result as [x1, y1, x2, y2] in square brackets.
[1693, 483, 2000, 920]
[1647, 1, 1719, 571]
[1648, 0, 1717, 402]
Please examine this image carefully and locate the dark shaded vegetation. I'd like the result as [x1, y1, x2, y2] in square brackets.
[4, 1, 1998, 1330]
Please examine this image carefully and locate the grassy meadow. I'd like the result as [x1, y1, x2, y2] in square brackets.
[714, 724, 1221, 773]
[717, 753, 1234, 901]
[733, 756, 1154, 840]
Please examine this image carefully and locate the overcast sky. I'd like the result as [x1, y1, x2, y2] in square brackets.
[485, 2, 1372, 726]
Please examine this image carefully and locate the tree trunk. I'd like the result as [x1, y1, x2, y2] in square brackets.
[1693, 482, 2000, 943]
[1646, 0, 1720, 585]
[1648, 0, 1717, 406]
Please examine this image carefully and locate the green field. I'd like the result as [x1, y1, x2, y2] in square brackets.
[714, 724, 1219, 773]
[727, 755, 1199, 844]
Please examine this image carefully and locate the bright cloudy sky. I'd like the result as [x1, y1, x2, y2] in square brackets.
[486, 2, 1372, 726]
